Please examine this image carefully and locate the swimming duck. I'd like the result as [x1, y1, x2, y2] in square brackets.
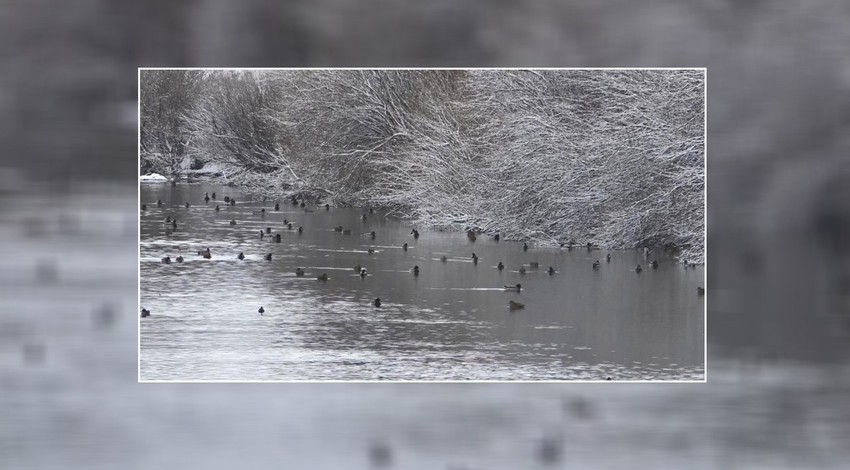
[498, 262, 505, 271]
[635, 264, 643, 272]
[412, 265, 420, 276]
[410, 229, 420, 239]
[259, 230, 264, 240]
[529, 262, 540, 269]
[224, 196, 231, 203]
[172, 219, 177, 229]
[288, 223, 294, 231]
[651, 260, 658, 269]
[230, 199, 236, 206]
[519, 267, 526, 274]
[202, 251, 211, 259]
[265, 227, 272, 234]
[334, 226, 343, 232]
[373, 297, 382, 308]
[275, 234, 281, 243]
[360, 268, 367, 278]
[548, 266, 555, 275]
[368, 248, 375, 254]
[161, 256, 171, 264]
[258, 306, 264, 315]
[197, 248, 210, 256]
[215, 205, 220, 212]
[494, 233, 500, 242]
[697, 286, 705, 296]
[284, 219, 289, 225]
[295, 268, 305, 277]
[176, 256, 184, 263]
[592, 260, 600, 269]
[606, 253, 611, 263]
[140, 308, 150, 318]
[441, 255, 448, 262]
[316, 273, 329, 281]
[471, 253, 479, 264]
[467, 230, 477, 242]
[587, 242, 593, 251]
[156, 199, 163, 208]
[523, 242, 529, 252]
[257, 208, 266, 216]
[370, 231, 376, 239]
[274, 203, 280, 211]
[325, 204, 330, 211]
[504, 284, 522, 292]
[264, 253, 272, 261]
[362, 214, 367, 221]
[298, 226, 303, 234]
[403, 243, 408, 251]
[300, 202, 306, 208]
[141, 204, 147, 211]
[185, 202, 190, 208]
[238, 252, 245, 260]
[204, 192, 210, 203]
[509, 300, 525, 310]
[211, 192, 216, 200]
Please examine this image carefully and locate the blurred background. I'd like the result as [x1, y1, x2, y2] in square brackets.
[1, 0, 849, 468]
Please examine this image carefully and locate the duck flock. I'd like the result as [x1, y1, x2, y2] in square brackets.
[142, 191, 705, 318]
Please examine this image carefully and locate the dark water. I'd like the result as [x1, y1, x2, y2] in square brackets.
[140, 182, 704, 381]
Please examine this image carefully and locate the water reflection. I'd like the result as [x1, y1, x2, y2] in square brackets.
[140, 183, 704, 381]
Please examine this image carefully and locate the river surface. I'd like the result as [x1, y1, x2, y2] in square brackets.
[140, 182, 704, 381]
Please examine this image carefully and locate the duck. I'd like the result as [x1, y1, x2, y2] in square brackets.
[504, 283, 522, 292]
[373, 297, 382, 308]
[441, 255, 448, 262]
[211, 192, 216, 200]
[175, 255, 184, 263]
[360, 268, 367, 278]
[334, 225, 343, 232]
[140, 307, 150, 318]
[266, 227, 272, 234]
[284, 218, 289, 225]
[215, 205, 220, 212]
[288, 223, 294, 231]
[494, 233, 500, 242]
[412, 265, 420, 276]
[274, 203, 280, 211]
[368, 248, 375, 255]
[498, 261, 505, 271]
[467, 230, 477, 242]
[402, 243, 408, 252]
[230, 199, 236, 206]
[471, 253, 479, 264]
[230, 219, 237, 225]
[523, 242, 529, 252]
[238, 252, 245, 260]
[141, 204, 147, 211]
[635, 264, 643, 272]
[370, 231, 376, 239]
[592, 260, 600, 269]
[259, 230, 264, 240]
[519, 267, 526, 275]
[548, 266, 555, 275]
[254, 208, 265, 216]
[197, 248, 210, 256]
[651, 260, 659, 269]
[172, 219, 177, 229]
[697, 286, 705, 296]
[161, 256, 171, 264]
[264, 253, 272, 261]
[362, 214, 368, 221]
[586, 242, 593, 251]
[325, 204, 330, 211]
[316, 273, 329, 281]
[202, 251, 211, 259]
[410, 229, 420, 239]
[529, 261, 540, 269]
[224, 196, 231, 203]
[300, 202, 306, 208]
[298, 226, 303, 234]
[204, 192, 210, 203]
[509, 300, 525, 311]
[258, 306, 264, 315]
[606, 253, 611, 263]
[275, 234, 281, 243]
[185, 202, 190, 208]
[342, 228, 351, 235]
[156, 199, 163, 208]
[295, 268, 305, 277]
